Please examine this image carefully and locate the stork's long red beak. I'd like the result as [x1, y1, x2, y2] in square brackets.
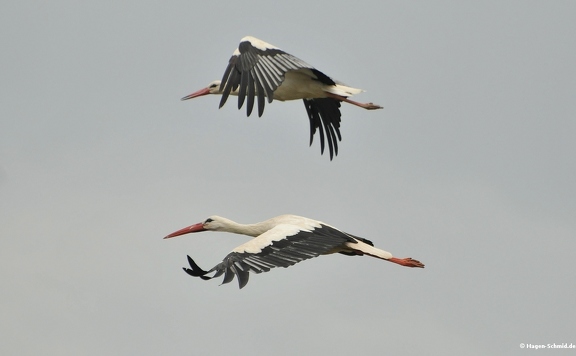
[164, 222, 206, 239]
[181, 87, 210, 101]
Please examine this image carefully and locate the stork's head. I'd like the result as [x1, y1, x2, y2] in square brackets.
[164, 216, 229, 238]
[181, 80, 223, 100]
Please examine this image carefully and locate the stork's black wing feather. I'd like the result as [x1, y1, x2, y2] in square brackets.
[303, 98, 342, 160]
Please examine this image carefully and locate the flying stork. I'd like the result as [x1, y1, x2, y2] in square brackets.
[182, 36, 383, 160]
[164, 214, 424, 289]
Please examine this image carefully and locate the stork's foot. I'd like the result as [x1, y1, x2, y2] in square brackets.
[389, 257, 425, 268]
[363, 102, 383, 110]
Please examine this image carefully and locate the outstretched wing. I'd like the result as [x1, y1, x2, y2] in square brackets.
[183, 223, 358, 289]
[219, 36, 334, 117]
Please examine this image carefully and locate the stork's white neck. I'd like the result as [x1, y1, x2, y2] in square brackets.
[210, 216, 271, 237]
[209, 214, 320, 238]
[223, 221, 269, 237]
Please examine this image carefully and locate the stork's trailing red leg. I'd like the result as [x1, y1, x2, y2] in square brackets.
[389, 257, 425, 268]
[325, 92, 383, 110]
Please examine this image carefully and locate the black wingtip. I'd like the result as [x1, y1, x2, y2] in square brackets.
[236, 269, 250, 289]
[218, 96, 228, 109]
[183, 255, 212, 280]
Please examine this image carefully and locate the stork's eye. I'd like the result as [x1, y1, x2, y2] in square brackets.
[205, 218, 214, 223]
[209, 83, 218, 88]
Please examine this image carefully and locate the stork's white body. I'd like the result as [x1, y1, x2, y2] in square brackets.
[221, 215, 391, 258]
[165, 214, 424, 289]
[272, 71, 364, 101]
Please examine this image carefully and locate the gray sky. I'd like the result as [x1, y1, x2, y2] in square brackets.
[1, 1, 575, 355]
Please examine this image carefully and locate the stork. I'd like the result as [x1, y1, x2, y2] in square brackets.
[164, 214, 424, 289]
[182, 36, 383, 160]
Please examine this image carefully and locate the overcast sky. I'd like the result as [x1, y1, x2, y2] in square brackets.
[1, 1, 575, 355]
